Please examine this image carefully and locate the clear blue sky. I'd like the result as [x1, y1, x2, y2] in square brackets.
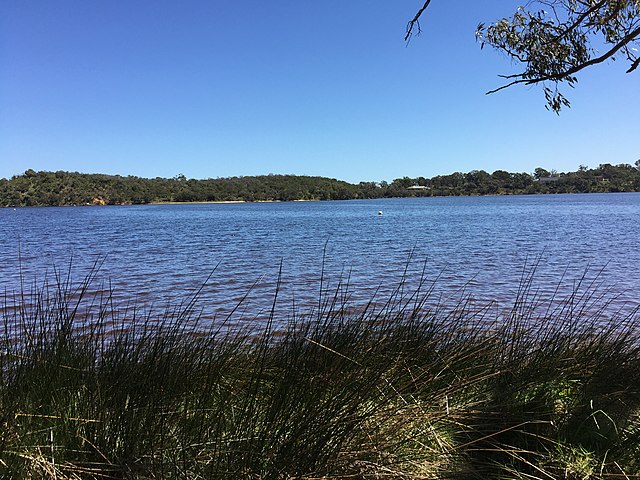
[1, 1, 638, 183]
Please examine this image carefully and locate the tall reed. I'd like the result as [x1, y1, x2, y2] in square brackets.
[1, 265, 639, 479]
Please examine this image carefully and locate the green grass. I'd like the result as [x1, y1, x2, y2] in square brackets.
[1, 266, 640, 479]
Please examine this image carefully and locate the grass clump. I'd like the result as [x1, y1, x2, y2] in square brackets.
[1, 266, 640, 479]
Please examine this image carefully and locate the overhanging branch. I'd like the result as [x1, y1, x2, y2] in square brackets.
[487, 24, 640, 94]
[627, 55, 640, 72]
[405, 0, 433, 42]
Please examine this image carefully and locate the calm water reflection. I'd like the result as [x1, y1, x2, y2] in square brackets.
[1, 194, 639, 322]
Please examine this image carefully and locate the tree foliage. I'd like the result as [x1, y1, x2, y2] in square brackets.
[0, 172, 361, 207]
[2, 165, 640, 207]
[408, 1, 640, 112]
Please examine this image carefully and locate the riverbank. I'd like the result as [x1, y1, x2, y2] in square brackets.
[5, 189, 640, 209]
[150, 198, 319, 205]
[3, 166, 639, 207]
[2, 274, 639, 479]
[151, 199, 247, 204]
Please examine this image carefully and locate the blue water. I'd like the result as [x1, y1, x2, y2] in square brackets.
[2, 194, 640, 322]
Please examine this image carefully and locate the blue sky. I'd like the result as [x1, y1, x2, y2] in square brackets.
[1, 1, 638, 183]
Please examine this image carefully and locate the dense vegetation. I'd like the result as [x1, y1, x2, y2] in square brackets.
[2, 163, 640, 207]
[2, 269, 640, 479]
[0, 170, 358, 207]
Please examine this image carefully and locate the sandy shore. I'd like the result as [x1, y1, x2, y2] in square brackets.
[150, 199, 320, 205]
[150, 200, 247, 205]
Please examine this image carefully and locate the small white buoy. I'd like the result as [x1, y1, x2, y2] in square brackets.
[378, 211, 383, 216]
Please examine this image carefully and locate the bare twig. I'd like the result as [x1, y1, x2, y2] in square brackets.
[405, 0, 433, 41]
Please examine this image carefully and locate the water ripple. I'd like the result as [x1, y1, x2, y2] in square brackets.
[1, 194, 640, 323]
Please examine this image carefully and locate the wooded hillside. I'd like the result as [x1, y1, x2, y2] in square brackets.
[2, 163, 640, 207]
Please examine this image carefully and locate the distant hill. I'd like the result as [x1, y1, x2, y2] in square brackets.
[0, 170, 361, 207]
[2, 164, 639, 207]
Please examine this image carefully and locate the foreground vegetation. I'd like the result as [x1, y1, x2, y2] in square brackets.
[1, 268, 640, 479]
[2, 162, 640, 206]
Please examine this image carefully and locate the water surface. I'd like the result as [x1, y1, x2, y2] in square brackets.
[2, 194, 639, 322]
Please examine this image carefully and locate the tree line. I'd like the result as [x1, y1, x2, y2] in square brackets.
[2, 163, 640, 207]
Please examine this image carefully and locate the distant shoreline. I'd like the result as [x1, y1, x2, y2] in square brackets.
[151, 200, 247, 205]
[5, 191, 640, 209]
[150, 199, 319, 205]
[3, 167, 640, 208]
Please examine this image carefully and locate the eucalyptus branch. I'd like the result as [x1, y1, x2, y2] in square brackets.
[486, 79, 530, 94]
[484, 23, 639, 102]
[405, 0, 433, 41]
[543, 24, 640, 79]
[407, 0, 640, 111]
[627, 55, 640, 72]
[554, 0, 608, 43]
[487, 23, 640, 92]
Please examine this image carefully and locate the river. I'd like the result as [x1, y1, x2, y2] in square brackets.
[2, 194, 639, 325]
